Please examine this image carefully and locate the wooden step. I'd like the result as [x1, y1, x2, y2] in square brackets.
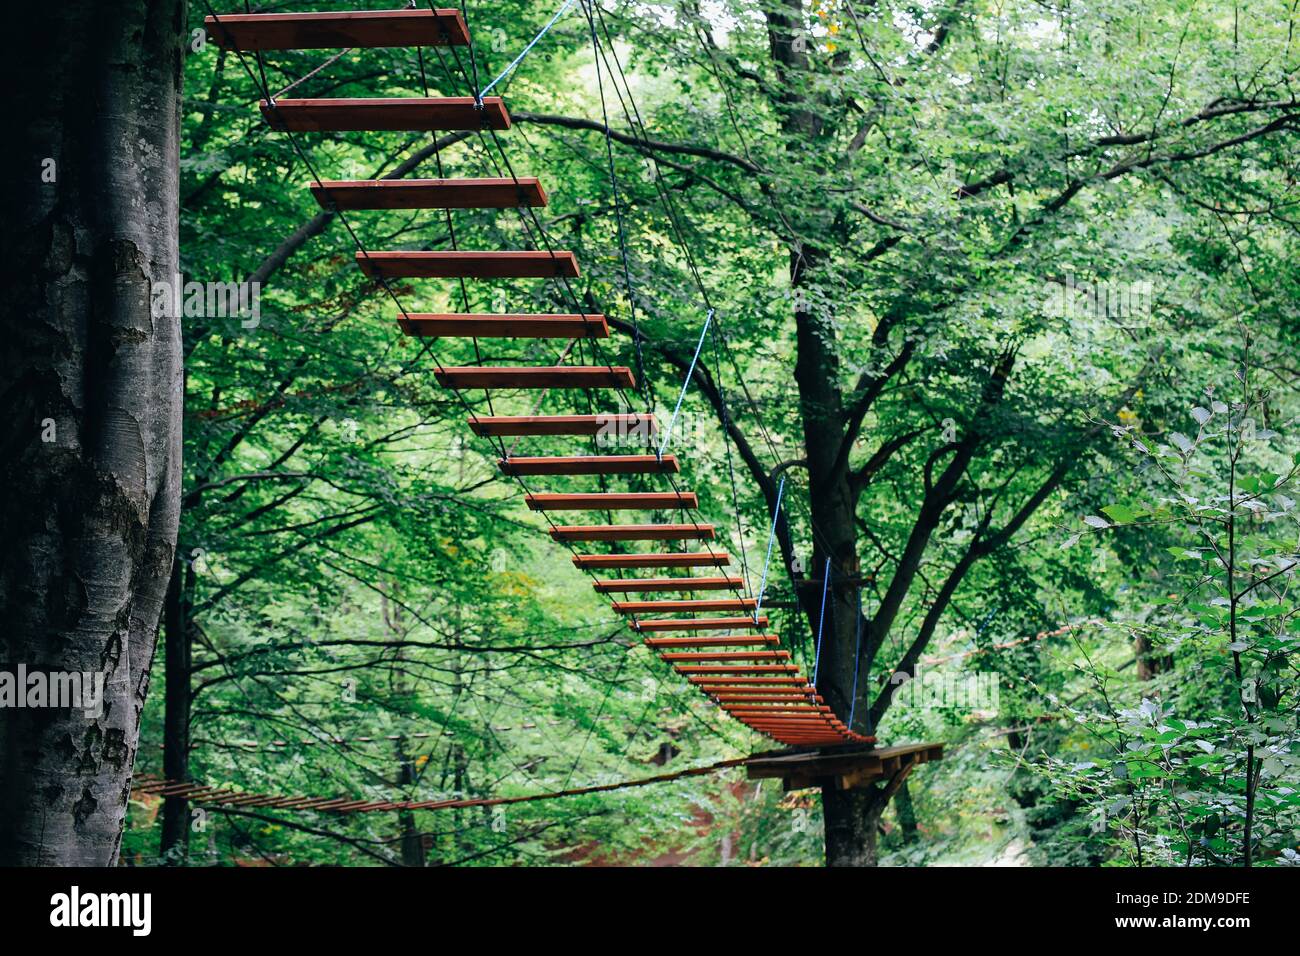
[658, 650, 788, 662]
[674, 664, 799, 674]
[614, 598, 756, 614]
[312, 178, 546, 210]
[357, 250, 577, 279]
[686, 676, 808, 686]
[262, 97, 510, 132]
[573, 552, 724, 570]
[530, 492, 696, 512]
[699, 685, 815, 694]
[404, 314, 607, 339]
[468, 413, 654, 437]
[633, 615, 770, 632]
[591, 575, 741, 592]
[716, 695, 824, 704]
[642, 635, 778, 648]
[205, 9, 470, 49]
[728, 702, 826, 712]
[435, 367, 634, 390]
[551, 524, 714, 543]
[500, 455, 678, 477]
[713, 689, 822, 698]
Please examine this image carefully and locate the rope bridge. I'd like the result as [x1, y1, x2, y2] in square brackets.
[193, 4, 938, 811]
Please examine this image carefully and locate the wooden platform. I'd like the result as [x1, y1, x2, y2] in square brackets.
[745, 742, 942, 792]
[205, 9, 471, 50]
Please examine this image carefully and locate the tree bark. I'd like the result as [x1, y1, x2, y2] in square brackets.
[160, 555, 193, 862]
[0, 1, 185, 865]
[823, 787, 889, 866]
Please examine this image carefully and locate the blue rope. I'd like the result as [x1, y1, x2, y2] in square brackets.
[848, 586, 864, 729]
[812, 557, 831, 687]
[657, 309, 713, 458]
[753, 475, 786, 620]
[478, 0, 578, 99]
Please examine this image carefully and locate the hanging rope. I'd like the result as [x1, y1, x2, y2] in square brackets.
[754, 475, 786, 620]
[133, 754, 751, 814]
[848, 586, 865, 729]
[812, 557, 831, 687]
[657, 309, 713, 458]
[478, 0, 578, 99]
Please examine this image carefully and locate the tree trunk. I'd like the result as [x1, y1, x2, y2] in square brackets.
[894, 780, 919, 845]
[160, 555, 193, 862]
[823, 787, 889, 867]
[0, 1, 185, 865]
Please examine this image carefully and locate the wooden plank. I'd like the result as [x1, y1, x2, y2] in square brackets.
[435, 367, 634, 389]
[575, 552, 725, 570]
[673, 664, 799, 674]
[403, 313, 607, 338]
[357, 250, 577, 279]
[468, 413, 654, 437]
[551, 524, 714, 543]
[262, 97, 510, 132]
[658, 650, 789, 661]
[643, 635, 779, 648]
[613, 597, 756, 613]
[687, 676, 808, 685]
[532, 492, 696, 512]
[312, 178, 545, 210]
[633, 615, 770, 632]
[500, 455, 678, 476]
[591, 575, 741, 592]
[205, 9, 470, 49]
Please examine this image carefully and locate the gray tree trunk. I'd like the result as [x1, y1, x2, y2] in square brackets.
[0, 0, 185, 865]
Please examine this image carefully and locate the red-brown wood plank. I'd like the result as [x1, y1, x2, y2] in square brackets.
[551, 524, 714, 543]
[356, 250, 577, 279]
[468, 414, 654, 437]
[613, 597, 756, 614]
[686, 676, 808, 685]
[205, 9, 470, 49]
[312, 178, 545, 210]
[435, 367, 634, 390]
[658, 650, 787, 662]
[530, 492, 696, 512]
[633, 615, 769, 632]
[712, 697, 821, 707]
[500, 455, 678, 476]
[403, 313, 607, 338]
[263, 97, 510, 132]
[673, 664, 799, 674]
[591, 575, 740, 592]
[574, 552, 724, 570]
[641, 635, 778, 648]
